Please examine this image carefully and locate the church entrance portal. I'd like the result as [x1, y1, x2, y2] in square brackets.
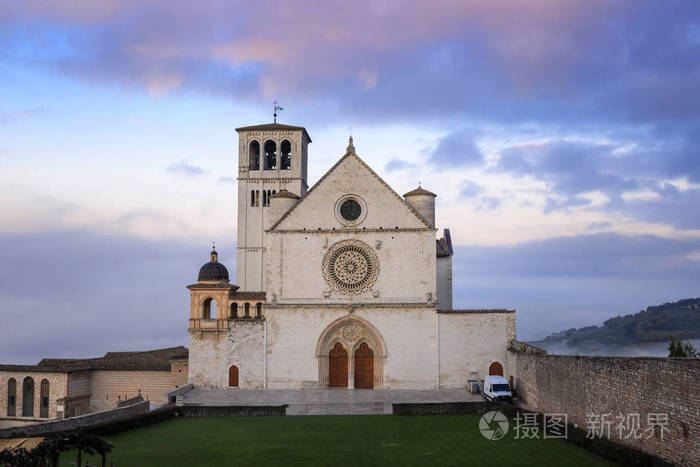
[329, 343, 348, 388]
[317, 316, 386, 389]
[354, 342, 374, 388]
[489, 362, 504, 376]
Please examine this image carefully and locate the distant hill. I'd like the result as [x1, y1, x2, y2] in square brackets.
[530, 298, 700, 352]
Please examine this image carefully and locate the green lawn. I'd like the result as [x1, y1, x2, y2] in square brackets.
[70, 415, 617, 466]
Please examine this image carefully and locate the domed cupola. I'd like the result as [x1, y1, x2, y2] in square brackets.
[198, 247, 230, 283]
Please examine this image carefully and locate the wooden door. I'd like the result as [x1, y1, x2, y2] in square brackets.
[354, 342, 374, 389]
[329, 343, 348, 388]
[489, 362, 503, 376]
[229, 365, 239, 387]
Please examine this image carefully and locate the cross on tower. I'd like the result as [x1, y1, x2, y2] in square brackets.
[273, 100, 284, 123]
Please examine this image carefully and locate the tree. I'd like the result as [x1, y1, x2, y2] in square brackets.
[668, 336, 699, 358]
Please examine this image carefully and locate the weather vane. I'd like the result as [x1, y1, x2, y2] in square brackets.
[273, 100, 284, 123]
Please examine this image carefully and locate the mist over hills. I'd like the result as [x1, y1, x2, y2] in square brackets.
[529, 298, 700, 356]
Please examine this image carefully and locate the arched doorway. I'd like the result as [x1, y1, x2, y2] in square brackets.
[489, 362, 504, 376]
[228, 365, 239, 387]
[316, 316, 386, 389]
[354, 343, 374, 389]
[328, 343, 348, 388]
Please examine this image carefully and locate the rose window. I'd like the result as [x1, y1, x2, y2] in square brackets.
[323, 240, 379, 294]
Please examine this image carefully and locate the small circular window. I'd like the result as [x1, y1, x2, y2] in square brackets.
[340, 199, 362, 221]
[334, 195, 367, 226]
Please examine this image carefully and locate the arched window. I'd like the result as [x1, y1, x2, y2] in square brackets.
[40, 379, 49, 418]
[250, 190, 255, 207]
[280, 140, 291, 170]
[202, 298, 217, 320]
[22, 377, 34, 417]
[244, 302, 250, 318]
[249, 141, 260, 170]
[7, 378, 16, 416]
[255, 303, 262, 319]
[230, 302, 238, 319]
[264, 140, 277, 170]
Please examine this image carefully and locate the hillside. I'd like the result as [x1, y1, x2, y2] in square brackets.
[530, 298, 700, 352]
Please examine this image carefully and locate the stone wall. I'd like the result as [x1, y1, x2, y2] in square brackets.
[509, 344, 699, 467]
[180, 405, 286, 417]
[438, 311, 515, 388]
[393, 401, 507, 415]
[188, 320, 265, 388]
[66, 371, 90, 397]
[436, 255, 452, 310]
[88, 370, 175, 412]
[0, 400, 149, 439]
[170, 359, 189, 388]
[0, 370, 67, 423]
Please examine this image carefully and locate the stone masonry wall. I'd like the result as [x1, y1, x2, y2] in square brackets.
[509, 344, 699, 467]
[438, 311, 515, 388]
[0, 371, 67, 423]
[189, 320, 265, 389]
[88, 370, 175, 412]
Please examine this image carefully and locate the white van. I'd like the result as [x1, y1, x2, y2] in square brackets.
[483, 375, 512, 402]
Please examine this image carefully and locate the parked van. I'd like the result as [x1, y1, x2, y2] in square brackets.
[483, 375, 512, 402]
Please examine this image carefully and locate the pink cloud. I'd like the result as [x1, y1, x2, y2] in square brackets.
[3, 0, 696, 125]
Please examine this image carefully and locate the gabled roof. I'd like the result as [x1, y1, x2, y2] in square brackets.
[235, 123, 311, 142]
[0, 346, 189, 373]
[269, 143, 434, 230]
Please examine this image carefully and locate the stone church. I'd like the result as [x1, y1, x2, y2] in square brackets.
[187, 123, 515, 390]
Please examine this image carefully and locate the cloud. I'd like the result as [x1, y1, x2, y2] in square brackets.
[497, 141, 636, 199]
[217, 176, 236, 184]
[0, 107, 45, 123]
[543, 196, 590, 214]
[166, 159, 204, 176]
[384, 158, 416, 172]
[585, 221, 612, 231]
[452, 233, 700, 339]
[428, 129, 483, 169]
[621, 187, 700, 230]
[459, 180, 483, 198]
[478, 196, 501, 211]
[4, 1, 696, 130]
[0, 230, 234, 363]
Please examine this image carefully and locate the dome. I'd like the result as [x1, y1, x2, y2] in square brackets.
[198, 249, 230, 282]
[403, 186, 437, 197]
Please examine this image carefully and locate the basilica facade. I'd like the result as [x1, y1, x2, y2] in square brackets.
[187, 123, 515, 390]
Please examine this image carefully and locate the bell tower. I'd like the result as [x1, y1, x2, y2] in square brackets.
[234, 123, 311, 291]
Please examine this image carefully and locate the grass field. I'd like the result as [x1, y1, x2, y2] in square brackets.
[70, 415, 618, 466]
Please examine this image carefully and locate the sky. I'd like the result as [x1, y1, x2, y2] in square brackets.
[1, 0, 699, 363]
